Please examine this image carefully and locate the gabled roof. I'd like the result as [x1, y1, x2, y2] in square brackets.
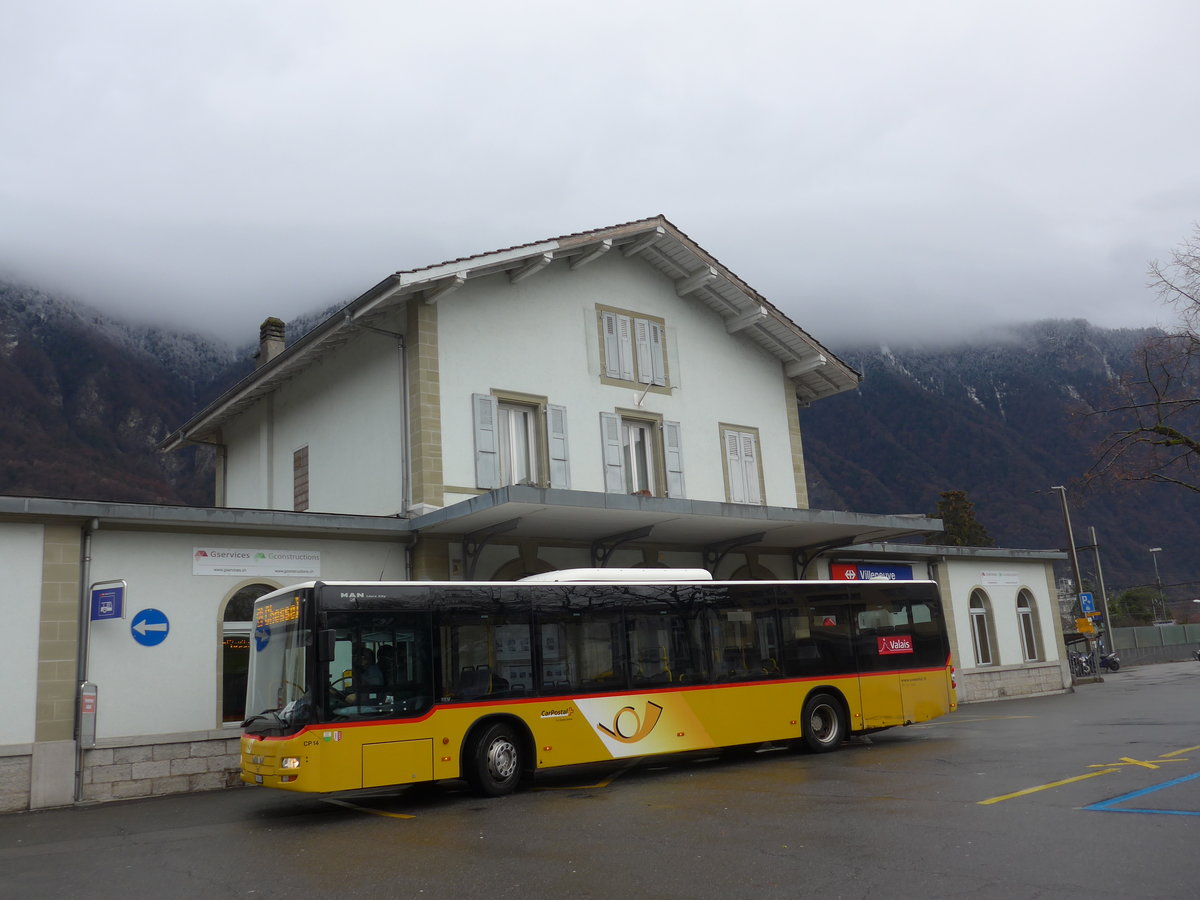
[162, 215, 860, 450]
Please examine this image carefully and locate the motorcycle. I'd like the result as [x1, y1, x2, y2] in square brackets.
[1099, 650, 1120, 672]
[1193, 648, 1200, 662]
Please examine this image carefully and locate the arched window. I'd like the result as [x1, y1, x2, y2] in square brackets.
[969, 590, 996, 666]
[221, 582, 277, 725]
[1016, 590, 1043, 662]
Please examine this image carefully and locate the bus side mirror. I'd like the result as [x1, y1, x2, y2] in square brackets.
[319, 629, 336, 662]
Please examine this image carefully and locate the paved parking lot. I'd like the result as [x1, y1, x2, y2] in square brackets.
[3, 661, 1198, 898]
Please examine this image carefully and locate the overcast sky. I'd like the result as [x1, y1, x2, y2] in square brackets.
[2, 0, 1198, 346]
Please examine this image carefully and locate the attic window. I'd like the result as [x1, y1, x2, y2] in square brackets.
[598, 306, 667, 389]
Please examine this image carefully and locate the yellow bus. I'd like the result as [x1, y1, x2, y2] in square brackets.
[241, 570, 956, 796]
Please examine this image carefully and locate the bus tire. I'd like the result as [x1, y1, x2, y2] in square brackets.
[466, 722, 523, 797]
[799, 692, 846, 753]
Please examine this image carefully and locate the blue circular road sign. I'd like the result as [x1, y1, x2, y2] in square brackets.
[130, 608, 170, 646]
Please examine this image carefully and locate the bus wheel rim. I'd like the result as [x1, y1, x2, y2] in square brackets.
[487, 738, 518, 780]
[810, 704, 837, 742]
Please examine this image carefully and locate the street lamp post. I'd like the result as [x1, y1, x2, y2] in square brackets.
[1149, 547, 1167, 623]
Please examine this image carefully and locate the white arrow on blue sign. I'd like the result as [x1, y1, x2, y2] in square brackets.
[131, 608, 170, 646]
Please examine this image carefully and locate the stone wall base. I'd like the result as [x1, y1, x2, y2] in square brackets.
[82, 732, 243, 803]
[0, 731, 242, 812]
[957, 660, 1070, 703]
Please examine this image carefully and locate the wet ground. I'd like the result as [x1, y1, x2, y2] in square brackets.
[3, 661, 1198, 898]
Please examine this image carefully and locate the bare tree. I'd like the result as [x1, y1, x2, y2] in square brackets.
[1088, 227, 1200, 492]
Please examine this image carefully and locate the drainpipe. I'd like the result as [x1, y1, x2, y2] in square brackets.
[73, 518, 98, 802]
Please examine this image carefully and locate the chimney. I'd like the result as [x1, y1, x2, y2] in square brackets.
[256, 317, 286, 367]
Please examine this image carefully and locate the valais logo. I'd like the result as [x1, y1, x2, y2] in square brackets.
[194, 550, 208, 558]
[877, 635, 914, 655]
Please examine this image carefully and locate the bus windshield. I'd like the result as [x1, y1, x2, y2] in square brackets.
[244, 591, 311, 735]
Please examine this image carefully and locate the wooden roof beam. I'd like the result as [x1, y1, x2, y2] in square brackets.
[423, 273, 466, 305]
[675, 265, 718, 297]
[508, 253, 554, 284]
[569, 239, 613, 270]
[785, 354, 828, 378]
[726, 305, 768, 333]
[621, 226, 665, 257]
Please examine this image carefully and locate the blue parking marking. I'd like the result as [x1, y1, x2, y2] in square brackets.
[1085, 771, 1200, 816]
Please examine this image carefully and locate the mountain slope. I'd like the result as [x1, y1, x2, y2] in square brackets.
[802, 320, 1197, 592]
[0, 281, 236, 504]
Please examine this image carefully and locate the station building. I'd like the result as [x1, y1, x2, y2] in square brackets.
[1, 217, 1070, 812]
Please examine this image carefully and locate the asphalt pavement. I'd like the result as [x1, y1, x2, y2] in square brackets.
[3, 661, 1198, 898]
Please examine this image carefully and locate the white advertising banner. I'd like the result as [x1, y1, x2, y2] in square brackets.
[980, 570, 1020, 586]
[193, 547, 321, 578]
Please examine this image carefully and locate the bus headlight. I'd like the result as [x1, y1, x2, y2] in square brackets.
[280, 757, 301, 769]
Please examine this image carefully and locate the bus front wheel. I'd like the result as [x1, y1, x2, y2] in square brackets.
[466, 722, 522, 797]
[799, 692, 846, 753]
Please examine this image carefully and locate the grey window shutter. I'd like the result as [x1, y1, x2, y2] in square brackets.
[634, 318, 653, 385]
[648, 322, 666, 386]
[724, 429, 746, 503]
[616, 315, 634, 381]
[548, 404, 570, 489]
[663, 420, 684, 498]
[741, 432, 761, 504]
[473, 393, 500, 489]
[600, 412, 625, 493]
[602, 311, 622, 378]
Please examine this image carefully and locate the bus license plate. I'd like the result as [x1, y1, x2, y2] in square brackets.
[255, 775, 263, 784]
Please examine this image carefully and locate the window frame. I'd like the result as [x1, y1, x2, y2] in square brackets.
[719, 424, 765, 505]
[600, 409, 683, 498]
[473, 391, 569, 490]
[293, 445, 309, 512]
[969, 589, 997, 666]
[597, 305, 670, 393]
[1016, 590, 1043, 662]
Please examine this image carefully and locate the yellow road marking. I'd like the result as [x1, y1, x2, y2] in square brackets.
[322, 798, 415, 819]
[1161, 745, 1200, 758]
[1087, 756, 1186, 770]
[978, 769, 1119, 805]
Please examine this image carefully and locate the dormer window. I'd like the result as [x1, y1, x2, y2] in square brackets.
[598, 306, 667, 389]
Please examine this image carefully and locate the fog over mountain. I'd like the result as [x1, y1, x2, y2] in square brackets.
[1, 278, 1193, 596]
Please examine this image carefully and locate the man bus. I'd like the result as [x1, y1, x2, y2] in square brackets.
[242, 570, 955, 796]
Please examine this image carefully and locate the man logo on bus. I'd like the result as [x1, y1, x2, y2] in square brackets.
[597, 700, 664, 744]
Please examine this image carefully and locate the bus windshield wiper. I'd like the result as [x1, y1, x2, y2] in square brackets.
[242, 709, 284, 731]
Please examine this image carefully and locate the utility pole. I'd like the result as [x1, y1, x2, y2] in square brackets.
[1051, 486, 1085, 618]
[1086, 526, 1114, 651]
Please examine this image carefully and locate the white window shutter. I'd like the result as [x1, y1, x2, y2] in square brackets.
[548, 404, 570, 489]
[724, 430, 746, 503]
[634, 318, 653, 385]
[663, 420, 685, 498]
[600, 412, 625, 493]
[473, 393, 500, 489]
[648, 322, 666, 386]
[602, 312, 622, 378]
[616, 315, 634, 381]
[741, 432, 761, 504]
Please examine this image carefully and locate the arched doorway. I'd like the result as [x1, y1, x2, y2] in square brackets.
[220, 582, 278, 724]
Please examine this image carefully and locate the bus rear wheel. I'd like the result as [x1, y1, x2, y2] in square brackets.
[466, 722, 523, 796]
[799, 692, 846, 753]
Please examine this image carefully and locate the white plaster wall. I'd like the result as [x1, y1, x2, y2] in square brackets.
[85, 530, 404, 739]
[437, 254, 799, 504]
[0, 523, 44, 746]
[223, 325, 406, 515]
[942, 559, 1060, 668]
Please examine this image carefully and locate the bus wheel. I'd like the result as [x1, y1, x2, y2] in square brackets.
[799, 692, 846, 753]
[467, 722, 522, 796]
